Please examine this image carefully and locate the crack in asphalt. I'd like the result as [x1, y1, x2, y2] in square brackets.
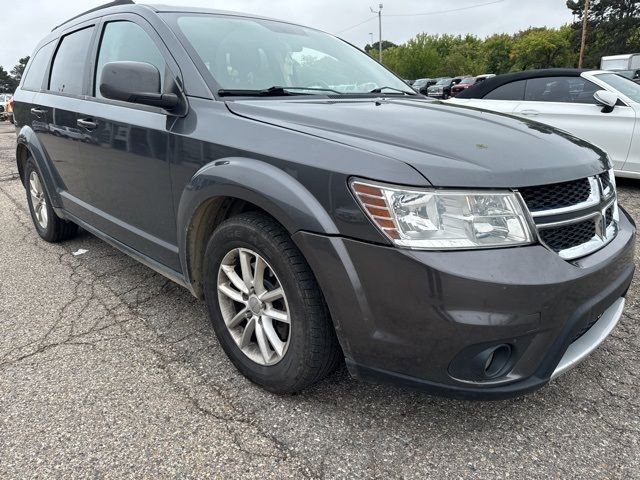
[0, 180, 323, 478]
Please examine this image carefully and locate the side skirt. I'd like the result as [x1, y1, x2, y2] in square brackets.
[57, 208, 197, 298]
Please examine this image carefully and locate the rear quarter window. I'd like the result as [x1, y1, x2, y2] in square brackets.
[484, 80, 526, 100]
[524, 76, 600, 104]
[22, 41, 56, 91]
[49, 26, 95, 95]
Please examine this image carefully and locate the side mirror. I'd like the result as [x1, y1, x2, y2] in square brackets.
[593, 90, 618, 113]
[100, 61, 179, 111]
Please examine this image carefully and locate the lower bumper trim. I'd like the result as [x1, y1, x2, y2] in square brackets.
[550, 297, 625, 380]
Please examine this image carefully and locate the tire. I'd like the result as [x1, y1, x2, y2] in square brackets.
[24, 158, 78, 243]
[203, 211, 341, 393]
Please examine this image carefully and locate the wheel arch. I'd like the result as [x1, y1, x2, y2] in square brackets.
[177, 157, 339, 298]
[16, 126, 63, 206]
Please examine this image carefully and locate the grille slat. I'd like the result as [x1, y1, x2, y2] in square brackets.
[539, 219, 596, 253]
[519, 178, 591, 212]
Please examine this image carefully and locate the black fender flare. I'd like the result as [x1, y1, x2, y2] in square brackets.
[16, 126, 64, 208]
[176, 157, 339, 288]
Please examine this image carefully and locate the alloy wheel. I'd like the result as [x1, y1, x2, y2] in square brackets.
[217, 248, 291, 366]
[29, 171, 48, 230]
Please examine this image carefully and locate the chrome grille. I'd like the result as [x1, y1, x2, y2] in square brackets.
[519, 178, 591, 212]
[519, 171, 618, 260]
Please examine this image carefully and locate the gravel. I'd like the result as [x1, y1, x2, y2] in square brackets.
[0, 122, 639, 479]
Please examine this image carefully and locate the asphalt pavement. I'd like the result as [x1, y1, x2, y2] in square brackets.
[0, 122, 639, 479]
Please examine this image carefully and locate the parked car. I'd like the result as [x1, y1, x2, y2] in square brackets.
[427, 76, 469, 99]
[0, 93, 13, 122]
[450, 74, 495, 97]
[14, 3, 635, 399]
[450, 68, 640, 178]
[412, 78, 436, 94]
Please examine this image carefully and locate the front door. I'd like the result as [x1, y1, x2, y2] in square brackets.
[72, 16, 180, 271]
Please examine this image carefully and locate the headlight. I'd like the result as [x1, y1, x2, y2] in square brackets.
[351, 180, 535, 250]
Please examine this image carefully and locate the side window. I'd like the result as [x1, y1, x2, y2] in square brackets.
[525, 77, 600, 104]
[95, 21, 166, 98]
[22, 42, 56, 91]
[483, 80, 526, 101]
[49, 27, 95, 95]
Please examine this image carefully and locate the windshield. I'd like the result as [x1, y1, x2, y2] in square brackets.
[168, 14, 414, 95]
[460, 77, 475, 85]
[435, 78, 451, 86]
[594, 73, 640, 103]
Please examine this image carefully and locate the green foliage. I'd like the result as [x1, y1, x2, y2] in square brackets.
[482, 34, 514, 74]
[10, 57, 29, 84]
[0, 66, 16, 93]
[365, 40, 397, 54]
[511, 26, 575, 70]
[376, 28, 575, 78]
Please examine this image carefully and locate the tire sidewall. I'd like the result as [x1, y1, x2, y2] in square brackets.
[203, 219, 311, 390]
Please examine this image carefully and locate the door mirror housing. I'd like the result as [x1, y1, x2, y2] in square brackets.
[99, 61, 179, 111]
[593, 90, 618, 113]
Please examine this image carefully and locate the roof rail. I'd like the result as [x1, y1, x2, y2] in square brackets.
[52, 0, 135, 31]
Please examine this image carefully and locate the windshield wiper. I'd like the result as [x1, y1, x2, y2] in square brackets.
[218, 86, 342, 97]
[369, 86, 416, 95]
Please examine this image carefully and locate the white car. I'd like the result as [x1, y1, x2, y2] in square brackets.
[448, 69, 640, 178]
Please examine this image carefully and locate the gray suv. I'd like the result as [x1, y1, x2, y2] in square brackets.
[13, 1, 635, 399]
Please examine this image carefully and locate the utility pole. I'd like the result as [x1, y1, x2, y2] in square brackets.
[370, 4, 383, 62]
[578, 0, 590, 68]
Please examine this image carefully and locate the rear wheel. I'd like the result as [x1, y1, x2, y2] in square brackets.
[24, 159, 78, 243]
[203, 212, 341, 393]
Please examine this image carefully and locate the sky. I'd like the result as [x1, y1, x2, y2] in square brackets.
[2, 0, 575, 70]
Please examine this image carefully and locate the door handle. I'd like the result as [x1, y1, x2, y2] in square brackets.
[519, 109, 540, 116]
[30, 108, 47, 117]
[77, 118, 98, 130]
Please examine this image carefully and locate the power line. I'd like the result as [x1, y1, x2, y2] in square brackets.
[334, 16, 377, 35]
[334, 0, 505, 34]
[386, 0, 505, 17]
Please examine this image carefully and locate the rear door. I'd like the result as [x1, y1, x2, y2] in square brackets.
[40, 25, 97, 195]
[71, 14, 181, 270]
[512, 76, 635, 171]
[13, 40, 57, 140]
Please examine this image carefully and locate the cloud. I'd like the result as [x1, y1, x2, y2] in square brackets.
[3, 0, 573, 69]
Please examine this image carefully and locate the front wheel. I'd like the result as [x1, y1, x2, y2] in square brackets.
[203, 212, 341, 393]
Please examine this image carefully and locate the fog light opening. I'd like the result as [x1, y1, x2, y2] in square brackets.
[483, 344, 512, 378]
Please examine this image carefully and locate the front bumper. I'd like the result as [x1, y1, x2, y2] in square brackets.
[293, 208, 635, 399]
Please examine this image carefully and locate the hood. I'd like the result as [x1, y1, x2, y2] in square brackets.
[226, 97, 609, 188]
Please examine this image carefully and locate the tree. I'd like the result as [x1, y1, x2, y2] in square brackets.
[482, 34, 514, 74]
[364, 41, 397, 54]
[510, 27, 575, 70]
[0, 66, 17, 93]
[566, 0, 640, 68]
[442, 35, 487, 75]
[10, 56, 29, 84]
